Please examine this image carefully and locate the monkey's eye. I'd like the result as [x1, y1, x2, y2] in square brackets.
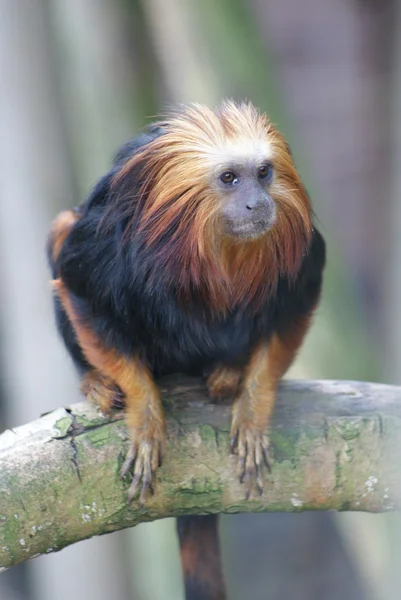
[220, 171, 238, 185]
[258, 163, 273, 181]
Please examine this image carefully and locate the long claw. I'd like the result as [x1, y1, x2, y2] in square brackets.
[237, 441, 247, 481]
[255, 441, 264, 494]
[121, 444, 137, 478]
[255, 463, 264, 495]
[230, 433, 239, 454]
[127, 473, 142, 503]
[139, 477, 154, 507]
[262, 438, 272, 473]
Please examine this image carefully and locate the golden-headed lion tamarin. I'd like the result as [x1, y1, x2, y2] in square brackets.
[48, 100, 325, 600]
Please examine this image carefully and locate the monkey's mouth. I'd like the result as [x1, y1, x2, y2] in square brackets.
[225, 216, 275, 239]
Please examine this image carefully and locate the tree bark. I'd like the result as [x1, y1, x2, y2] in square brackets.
[1, 377, 400, 570]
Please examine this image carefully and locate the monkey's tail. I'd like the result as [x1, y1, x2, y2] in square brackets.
[177, 514, 227, 600]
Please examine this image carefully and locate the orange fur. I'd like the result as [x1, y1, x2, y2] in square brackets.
[207, 364, 242, 400]
[230, 312, 313, 496]
[110, 101, 312, 313]
[235, 313, 313, 429]
[81, 370, 124, 412]
[49, 209, 80, 264]
[53, 278, 165, 503]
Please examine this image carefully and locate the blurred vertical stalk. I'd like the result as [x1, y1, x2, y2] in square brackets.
[48, 1, 186, 599]
[383, 0, 401, 596]
[386, 0, 401, 383]
[140, 0, 219, 105]
[0, 1, 130, 600]
[48, 0, 141, 195]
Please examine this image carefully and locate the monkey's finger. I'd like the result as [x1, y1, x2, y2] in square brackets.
[243, 435, 257, 494]
[127, 450, 146, 502]
[229, 431, 239, 454]
[255, 443, 264, 494]
[127, 472, 142, 504]
[139, 481, 154, 508]
[150, 441, 163, 472]
[243, 463, 255, 500]
[127, 450, 145, 502]
[244, 475, 252, 500]
[262, 437, 272, 473]
[255, 463, 264, 495]
[121, 443, 138, 478]
[237, 438, 247, 481]
[139, 452, 154, 506]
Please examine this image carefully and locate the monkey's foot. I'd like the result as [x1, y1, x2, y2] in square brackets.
[230, 420, 271, 499]
[207, 365, 241, 400]
[121, 426, 165, 506]
[81, 370, 125, 412]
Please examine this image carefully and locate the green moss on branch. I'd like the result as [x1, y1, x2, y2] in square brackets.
[1, 377, 401, 570]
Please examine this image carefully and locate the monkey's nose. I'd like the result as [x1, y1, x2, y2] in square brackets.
[246, 198, 259, 210]
[245, 194, 266, 211]
[246, 198, 264, 211]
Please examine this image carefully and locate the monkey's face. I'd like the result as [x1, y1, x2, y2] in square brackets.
[216, 160, 276, 240]
[122, 100, 311, 264]
[115, 100, 312, 310]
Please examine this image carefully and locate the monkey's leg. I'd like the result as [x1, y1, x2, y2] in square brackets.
[119, 364, 165, 504]
[206, 364, 242, 400]
[230, 315, 312, 498]
[81, 370, 125, 411]
[54, 279, 165, 505]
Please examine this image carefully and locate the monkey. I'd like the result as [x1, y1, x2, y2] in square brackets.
[47, 101, 325, 600]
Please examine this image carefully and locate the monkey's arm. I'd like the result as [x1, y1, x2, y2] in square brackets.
[54, 279, 165, 504]
[230, 227, 326, 496]
[48, 135, 171, 504]
[230, 316, 313, 495]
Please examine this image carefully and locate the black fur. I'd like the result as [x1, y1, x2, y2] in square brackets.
[49, 124, 325, 600]
[49, 125, 325, 380]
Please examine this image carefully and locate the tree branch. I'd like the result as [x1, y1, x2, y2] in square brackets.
[1, 377, 401, 570]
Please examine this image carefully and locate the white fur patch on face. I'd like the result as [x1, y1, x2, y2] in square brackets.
[167, 102, 275, 179]
[201, 137, 273, 174]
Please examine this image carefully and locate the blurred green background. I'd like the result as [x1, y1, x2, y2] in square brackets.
[0, 0, 400, 599]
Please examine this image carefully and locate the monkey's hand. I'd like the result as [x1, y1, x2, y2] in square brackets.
[82, 370, 125, 412]
[120, 383, 166, 506]
[82, 368, 165, 505]
[206, 364, 241, 400]
[54, 277, 166, 505]
[229, 388, 272, 499]
[121, 423, 165, 506]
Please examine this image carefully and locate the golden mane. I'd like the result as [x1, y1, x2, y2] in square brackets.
[112, 101, 312, 313]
